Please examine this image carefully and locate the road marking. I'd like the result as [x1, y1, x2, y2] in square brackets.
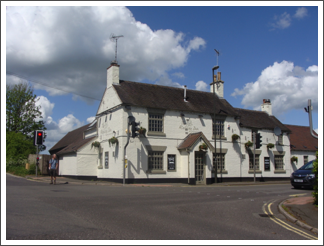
[262, 201, 317, 240]
[289, 193, 307, 197]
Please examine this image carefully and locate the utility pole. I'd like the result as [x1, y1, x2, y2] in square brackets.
[305, 99, 318, 139]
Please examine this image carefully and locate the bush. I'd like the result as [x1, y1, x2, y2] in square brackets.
[312, 151, 318, 206]
[6, 158, 40, 177]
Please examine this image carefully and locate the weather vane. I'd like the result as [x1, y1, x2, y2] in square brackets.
[110, 34, 124, 63]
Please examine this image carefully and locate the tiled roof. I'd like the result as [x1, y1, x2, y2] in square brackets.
[178, 132, 214, 151]
[235, 108, 291, 132]
[285, 124, 318, 152]
[113, 80, 239, 116]
[56, 136, 96, 155]
[49, 123, 92, 155]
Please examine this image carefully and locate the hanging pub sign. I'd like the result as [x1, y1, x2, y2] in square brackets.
[168, 155, 176, 171]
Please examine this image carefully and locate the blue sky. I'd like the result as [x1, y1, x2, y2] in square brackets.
[3, 2, 322, 155]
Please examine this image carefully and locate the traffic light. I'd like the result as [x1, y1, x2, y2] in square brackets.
[255, 133, 262, 149]
[131, 121, 140, 138]
[34, 130, 44, 145]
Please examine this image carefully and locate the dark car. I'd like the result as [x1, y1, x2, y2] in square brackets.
[290, 160, 315, 189]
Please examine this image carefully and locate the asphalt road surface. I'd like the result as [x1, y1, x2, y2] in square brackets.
[6, 174, 316, 241]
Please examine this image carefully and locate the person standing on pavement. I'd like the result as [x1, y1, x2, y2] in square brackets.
[49, 154, 58, 185]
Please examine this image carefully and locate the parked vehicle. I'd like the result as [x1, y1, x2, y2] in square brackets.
[290, 160, 315, 189]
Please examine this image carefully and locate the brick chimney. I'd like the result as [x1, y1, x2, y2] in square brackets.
[107, 62, 120, 88]
[261, 99, 272, 115]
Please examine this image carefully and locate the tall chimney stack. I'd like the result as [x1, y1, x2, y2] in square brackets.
[261, 99, 272, 115]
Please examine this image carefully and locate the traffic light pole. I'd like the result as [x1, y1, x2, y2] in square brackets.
[36, 145, 38, 177]
[123, 119, 132, 186]
[253, 132, 256, 183]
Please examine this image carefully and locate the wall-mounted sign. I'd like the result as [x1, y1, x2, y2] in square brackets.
[105, 152, 109, 169]
[168, 155, 176, 171]
[264, 157, 270, 171]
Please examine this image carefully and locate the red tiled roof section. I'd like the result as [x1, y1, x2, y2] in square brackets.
[49, 123, 92, 155]
[178, 132, 214, 151]
[113, 80, 239, 116]
[178, 132, 202, 150]
[285, 124, 318, 151]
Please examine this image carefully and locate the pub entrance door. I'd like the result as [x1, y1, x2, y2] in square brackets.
[195, 152, 206, 185]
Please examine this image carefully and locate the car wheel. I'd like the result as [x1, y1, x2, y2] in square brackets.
[293, 186, 299, 189]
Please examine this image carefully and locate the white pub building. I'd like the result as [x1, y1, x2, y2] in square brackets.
[49, 61, 318, 185]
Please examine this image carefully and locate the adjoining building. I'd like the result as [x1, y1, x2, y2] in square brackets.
[285, 124, 318, 172]
[49, 62, 318, 184]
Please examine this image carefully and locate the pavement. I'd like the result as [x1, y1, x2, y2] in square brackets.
[20, 174, 318, 234]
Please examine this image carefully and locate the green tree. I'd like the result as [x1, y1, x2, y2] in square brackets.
[312, 151, 318, 206]
[6, 82, 46, 155]
[6, 131, 36, 162]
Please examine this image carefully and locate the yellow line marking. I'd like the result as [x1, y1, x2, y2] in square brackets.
[289, 193, 307, 197]
[264, 202, 317, 240]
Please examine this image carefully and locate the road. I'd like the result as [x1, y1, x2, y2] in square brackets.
[6, 174, 316, 240]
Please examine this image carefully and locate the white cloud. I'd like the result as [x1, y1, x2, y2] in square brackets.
[271, 12, 291, 29]
[6, 6, 206, 102]
[195, 81, 208, 91]
[35, 96, 54, 121]
[231, 60, 318, 116]
[32, 95, 86, 153]
[294, 7, 308, 19]
[87, 116, 96, 123]
[58, 114, 82, 133]
[172, 72, 185, 79]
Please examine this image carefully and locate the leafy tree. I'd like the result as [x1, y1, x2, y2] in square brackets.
[6, 82, 46, 154]
[312, 151, 318, 206]
[6, 131, 36, 162]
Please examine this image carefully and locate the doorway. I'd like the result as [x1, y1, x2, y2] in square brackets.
[195, 152, 206, 185]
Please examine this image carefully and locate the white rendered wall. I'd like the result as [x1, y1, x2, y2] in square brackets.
[239, 128, 291, 178]
[58, 153, 77, 176]
[76, 141, 98, 176]
[290, 150, 317, 172]
[96, 107, 125, 179]
[97, 86, 122, 116]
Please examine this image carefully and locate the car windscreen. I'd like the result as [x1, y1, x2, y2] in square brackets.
[299, 160, 314, 170]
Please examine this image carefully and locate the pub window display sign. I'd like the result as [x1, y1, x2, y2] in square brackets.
[168, 155, 176, 171]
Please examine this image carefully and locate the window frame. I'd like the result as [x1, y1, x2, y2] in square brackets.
[211, 115, 227, 140]
[212, 153, 226, 173]
[147, 108, 166, 136]
[249, 154, 260, 170]
[274, 155, 284, 170]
